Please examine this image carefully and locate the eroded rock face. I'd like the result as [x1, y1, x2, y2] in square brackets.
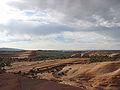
[71, 53, 82, 57]
[71, 52, 102, 57]
[71, 53, 90, 57]
[61, 61, 120, 90]
[36, 61, 120, 90]
[3, 57, 120, 90]
[108, 53, 120, 58]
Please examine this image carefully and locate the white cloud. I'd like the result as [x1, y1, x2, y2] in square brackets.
[0, 0, 120, 50]
[93, 15, 120, 27]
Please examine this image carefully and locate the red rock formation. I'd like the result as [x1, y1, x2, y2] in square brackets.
[108, 53, 120, 58]
[71, 53, 82, 57]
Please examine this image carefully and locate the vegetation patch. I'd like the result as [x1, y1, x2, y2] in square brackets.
[89, 56, 120, 62]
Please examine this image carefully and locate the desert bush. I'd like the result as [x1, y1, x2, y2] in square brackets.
[90, 56, 120, 62]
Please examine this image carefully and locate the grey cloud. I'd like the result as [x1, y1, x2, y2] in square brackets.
[9, 0, 120, 28]
[9, 0, 120, 20]
[9, 0, 120, 26]
[1, 20, 73, 36]
[96, 27, 120, 39]
[5, 0, 120, 46]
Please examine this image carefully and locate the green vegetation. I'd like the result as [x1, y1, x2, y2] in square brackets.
[0, 58, 13, 67]
[0, 51, 73, 68]
[90, 56, 120, 62]
[36, 50, 75, 60]
[0, 51, 120, 70]
[14, 64, 66, 79]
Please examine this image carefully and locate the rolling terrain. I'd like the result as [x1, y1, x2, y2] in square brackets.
[0, 51, 38, 59]
[0, 73, 82, 90]
[5, 58, 120, 90]
[0, 50, 120, 90]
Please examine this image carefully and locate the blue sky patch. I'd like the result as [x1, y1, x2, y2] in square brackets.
[25, 12, 34, 16]
[54, 37, 75, 43]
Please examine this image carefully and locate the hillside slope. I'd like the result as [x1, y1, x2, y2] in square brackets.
[0, 73, 82, 90]
[5, 58, 120, 90]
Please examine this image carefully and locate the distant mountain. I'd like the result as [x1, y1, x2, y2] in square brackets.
[0, 48, 24, 51]
[54, 50, 98, 51]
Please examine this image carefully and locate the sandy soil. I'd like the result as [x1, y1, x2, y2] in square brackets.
[5, 58, 90, 72]
[0, 73, 82, 90]
[5, 58, 120, 90]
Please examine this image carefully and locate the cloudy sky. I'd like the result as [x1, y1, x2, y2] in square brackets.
[0, 0, 120, 50]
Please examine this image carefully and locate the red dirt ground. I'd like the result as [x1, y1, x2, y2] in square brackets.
[0, 73, 82, 90]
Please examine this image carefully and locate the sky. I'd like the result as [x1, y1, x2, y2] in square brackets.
[0, 0, 120, 50]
